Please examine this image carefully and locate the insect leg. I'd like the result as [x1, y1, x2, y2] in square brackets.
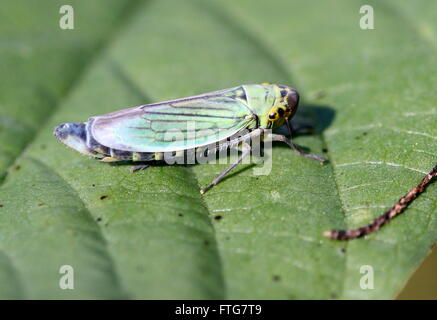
[205, 128, 262, 157]
[130, 164, 150, 172]
[200, 142, 252, 194]
[268, 133, 326, 163]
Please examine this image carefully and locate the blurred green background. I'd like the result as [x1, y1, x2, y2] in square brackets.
[0, 0, 435, 299]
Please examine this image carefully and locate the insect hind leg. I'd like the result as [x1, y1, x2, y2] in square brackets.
[130, 164, 151, 172]
[200, 142, 251, 194]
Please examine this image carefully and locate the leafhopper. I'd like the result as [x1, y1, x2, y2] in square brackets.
[54, 83, 325, 193]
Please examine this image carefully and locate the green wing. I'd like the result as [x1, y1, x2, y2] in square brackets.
[89, 87, 255, 152]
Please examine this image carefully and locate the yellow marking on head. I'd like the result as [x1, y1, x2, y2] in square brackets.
[261, 82, 271, 86]
[267, 105, 289, 129]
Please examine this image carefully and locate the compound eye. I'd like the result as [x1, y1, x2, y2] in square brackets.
[286, 90, 299, 108]
[277, 108, 285, 117]
[269, 113, 277, 120]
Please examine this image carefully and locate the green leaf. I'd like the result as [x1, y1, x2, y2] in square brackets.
[0, 0, 435, 299]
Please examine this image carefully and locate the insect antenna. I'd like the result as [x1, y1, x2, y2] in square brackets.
[285, 119, 293, 137]
[324, 163, 437, 240]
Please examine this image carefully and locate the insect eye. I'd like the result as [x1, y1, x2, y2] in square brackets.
[277, 108, 285, 117]
[269, 113, 277, 120]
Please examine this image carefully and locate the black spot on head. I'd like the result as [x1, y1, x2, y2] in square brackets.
[100, 195, 108, 200]
[277, 108, 285, 117]
[280, 89, 287, 97]
[269, 113, 276, 120]
[214, 215, 222, 221]
[355, 131, 368, 140]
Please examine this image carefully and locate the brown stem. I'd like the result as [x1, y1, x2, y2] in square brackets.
[324, 163, 437, 240]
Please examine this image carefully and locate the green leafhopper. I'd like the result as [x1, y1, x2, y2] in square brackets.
[54, 83, 325, 193]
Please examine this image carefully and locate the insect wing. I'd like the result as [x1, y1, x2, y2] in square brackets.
[90, 88, 254, 152]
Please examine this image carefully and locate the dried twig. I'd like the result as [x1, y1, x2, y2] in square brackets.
[324, 163, 437, 240]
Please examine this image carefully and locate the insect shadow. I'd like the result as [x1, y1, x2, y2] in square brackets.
[272, 102, 335, 151]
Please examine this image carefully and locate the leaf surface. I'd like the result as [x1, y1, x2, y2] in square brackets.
[0, 0, 435, 299]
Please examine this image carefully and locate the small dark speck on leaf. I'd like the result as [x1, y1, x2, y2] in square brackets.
[0, 204, 3, 208]
[341, 247, 346, 254]
[314, 90, 327, 100]
[355, 131, 368, 140]
[214, 215, 222, 221]
[178, 213, 183, 217]
[96, 217, 102, 222]
[66, 229, 76, 237]
[100, 195, 108, 200]
[13, 165, 21, 171]
[272, 275, 281, 282]
[322, 148, 328, 153]
[38, 202, 47, 206]
[204, 240, 209, 246]
[92, 184, 96, 187]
